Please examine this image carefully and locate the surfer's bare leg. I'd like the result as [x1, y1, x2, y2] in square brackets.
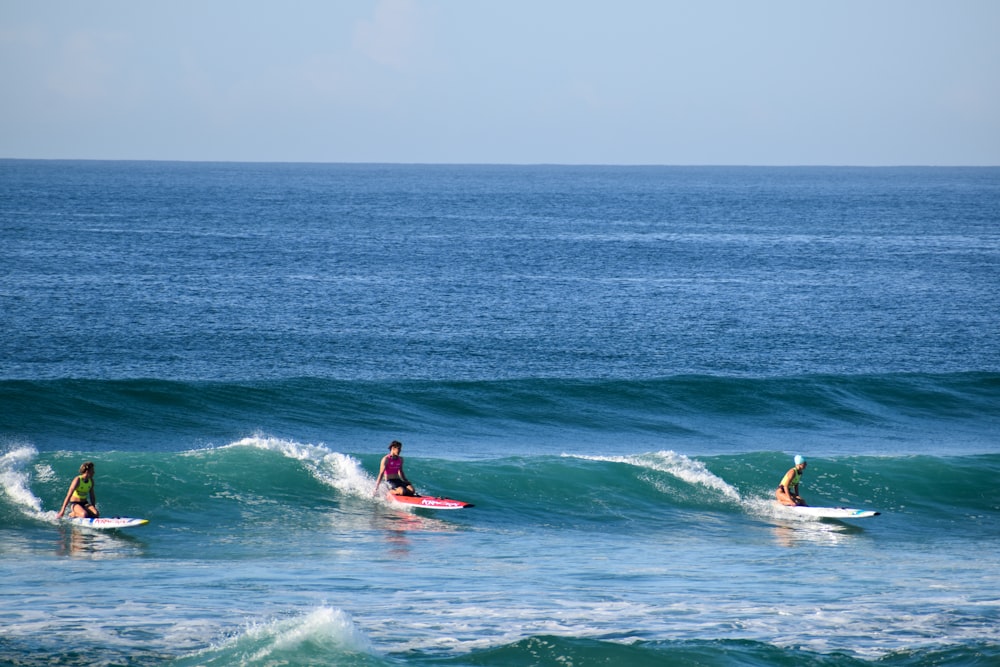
[776, 488, 797, 506]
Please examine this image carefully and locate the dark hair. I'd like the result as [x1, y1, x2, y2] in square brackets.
[79, 461, 95, 474]
[389, 440, 402, 450]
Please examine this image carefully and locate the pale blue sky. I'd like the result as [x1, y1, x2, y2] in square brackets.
[2, 0, 998, 165]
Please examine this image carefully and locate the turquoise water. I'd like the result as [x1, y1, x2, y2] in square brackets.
[1, 162, 999, 666]
[3, 440, 999, 666]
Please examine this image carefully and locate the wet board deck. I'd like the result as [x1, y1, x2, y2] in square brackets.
[66, 517, 149, 529]
[387, 494, 473, 510]
[783, 505, 880, 519]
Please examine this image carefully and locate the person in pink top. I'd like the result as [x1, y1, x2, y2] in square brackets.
[374, 440, 418, 497]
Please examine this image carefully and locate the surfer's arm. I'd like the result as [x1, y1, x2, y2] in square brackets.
[89, 483, 98, 516]
[56, 476, 80, 518]
[394, 458, 416, 493]
[787, 482, 805, 505]
[373, 457, 386, 495]
[398, 458, 414, 488]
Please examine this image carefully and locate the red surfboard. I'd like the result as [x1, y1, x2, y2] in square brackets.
[387, 494, 473, 510]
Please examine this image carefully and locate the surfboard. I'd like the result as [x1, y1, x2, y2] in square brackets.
[66, 517, 149, 529]
[387, 494, 473, 510]
[783, 505, 880, 519]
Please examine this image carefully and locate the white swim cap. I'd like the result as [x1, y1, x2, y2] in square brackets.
[794, 455, 806, 465]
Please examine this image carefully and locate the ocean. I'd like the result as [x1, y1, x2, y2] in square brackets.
[1, 161, 999, 666]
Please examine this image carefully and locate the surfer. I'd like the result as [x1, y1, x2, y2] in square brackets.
[776, 455, 808, 506]
[56, 461, 100, 519]
[374, 440, 418, 497]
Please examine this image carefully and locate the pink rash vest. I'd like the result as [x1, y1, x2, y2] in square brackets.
[385, 455, 403, 477]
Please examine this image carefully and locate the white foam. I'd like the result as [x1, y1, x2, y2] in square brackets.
[189, 606, 376, 664]
[268, 607, 373, 655]
[569, 450, 742, 501]
[0, 445, 52, 519]
[225, 435, 377, 501]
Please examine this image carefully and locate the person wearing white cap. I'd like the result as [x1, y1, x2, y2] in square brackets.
[776, 455, 808, 506]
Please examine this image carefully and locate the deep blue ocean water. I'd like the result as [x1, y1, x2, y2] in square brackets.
[1, 161, 999, 666]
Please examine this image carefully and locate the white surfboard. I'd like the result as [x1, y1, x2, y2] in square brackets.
[783, 505, 880, 519]
[66, 516, 149, 529]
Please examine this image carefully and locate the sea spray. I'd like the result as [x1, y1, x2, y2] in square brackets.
[568, 450, 742, 501]
[0, 445, 48, 519]
[226, 435, 376, 499]
[173, 607, 381, 667]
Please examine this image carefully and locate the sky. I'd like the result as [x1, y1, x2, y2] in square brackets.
[1, 0, 998, 165]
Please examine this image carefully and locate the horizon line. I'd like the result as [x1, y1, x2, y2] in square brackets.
[2, 157, 998, 169]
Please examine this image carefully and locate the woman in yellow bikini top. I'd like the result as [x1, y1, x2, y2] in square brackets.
[56, 461, 100, 519]
[775, 455, 808, 506]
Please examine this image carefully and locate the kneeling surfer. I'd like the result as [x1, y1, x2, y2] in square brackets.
[776, 455, 808, 506]
[57, 461, 99, 519]
[374, 440, 418, 497]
